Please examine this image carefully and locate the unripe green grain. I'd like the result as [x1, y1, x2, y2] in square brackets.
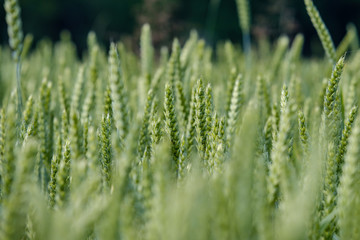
[83, 44, 98, 120]
[345, 77, 357, 115]
[289, 34, 304, 64]
[59, 75, 70, 120]
[226, 68, 238, 114]
[141, 24, 154, 79]
[83, 118, 89, 156]
[0, 109, 6, 170]
[207, 113, 225, 174]
[88, 43, 98, 86]
[298, 110, 309, 155]
[235, 0, 251, 57]
[140, 148, 154, 221]
[336, 105, 358, 182]
[175, 80, 188, 128]
[263, 116, 273, 162]
[70, 110, 83, 159]
[322, 57, 345, 143]
[53, 117, 62, 160]
[178, 135, 187, 179]
[21, 95, 34, 139]
[192, 40, 205, 78]
[160, 46, 169, 69]
[167, 39, 181, 87]
[81, 89, 94, 122]
[104, 86, 113, 122]
[57, 140, 71, 207]
[195, 78, 207, 156]
[164, 83, 181, 172]
[149, 101, 162, 147]
[202, 46, 213, 81]
[71, 66, 85, 114]
[317, 78, 328, 114]
[270, 36, 289, 81]
[268, 85, 296, 205]
[0, 9, 359, 239]
[150, 67, 164, 93]
[0, 140, 37, 240]
[256, 75, 271, 117]
[180, 30, 198, 70]
[2, 106, 17, 199]
[226, 74, 243, 144]
[100, 114, 112, 188]
[186, 87, 196, 152]
[61, 110, 69, 145]
[87, 31, 97, 50]
[224, 41, 237, 71]
[25, 107, 39, 138]
[338, 116, 360, 240]
[4, 0, 23, 60]
[39, 79, 52, 172]
[0, 110, 5, 202]
[304, 0, 336, 64]
[235, 0, 250, 34]
[205, 84, 214, 137]
[138, 89, 155, 158]
[109, 43, 129, 142]
[218, 116, 225, 144]
[20, 33, 33, 59]
[86, 126, 100, 174]
[321, 142, 337, 239]
[323, 57, 345, 118]
[48, 154, 60, 208]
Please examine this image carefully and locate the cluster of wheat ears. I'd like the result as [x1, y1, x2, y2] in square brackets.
[0, 0, 360, 239]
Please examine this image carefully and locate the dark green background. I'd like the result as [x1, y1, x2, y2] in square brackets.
[1, 0, 359, 56]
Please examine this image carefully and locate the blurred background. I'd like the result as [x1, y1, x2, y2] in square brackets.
[1, 0, 359, 56]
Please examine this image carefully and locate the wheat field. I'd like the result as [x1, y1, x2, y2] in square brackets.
[1, 0, 360, 239]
